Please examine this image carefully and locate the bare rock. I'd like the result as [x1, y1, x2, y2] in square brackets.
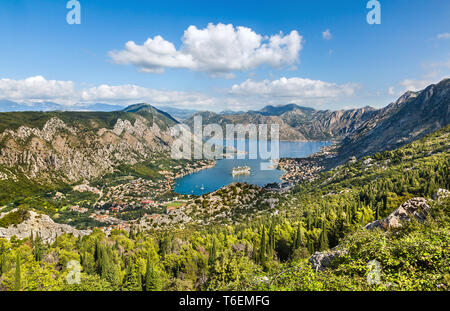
[0, 210, 91, 243]
[433, 189, 450, 202]
[365, 197, 431, 231]
[308, 248, 347, 271]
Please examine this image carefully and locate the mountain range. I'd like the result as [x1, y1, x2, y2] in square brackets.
[0, 101, 199, 121]
[186, 105, 378, 141]
[334, 79, 450, 163]
[0, 79, 448, 185]
[186, 78, 450, 163]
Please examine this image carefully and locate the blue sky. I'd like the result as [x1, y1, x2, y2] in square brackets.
[0, 0, 449, 112]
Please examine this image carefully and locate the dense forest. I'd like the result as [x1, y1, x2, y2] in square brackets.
[0, 126, 449, 291]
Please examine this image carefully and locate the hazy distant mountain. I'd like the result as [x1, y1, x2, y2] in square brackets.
[220, 110, 246, 115]
[0, 101, 124, 112]
[0, 101, 64, 112]
[155, 106, 199, 121]
[78, 103, 124, 111]
[255, 104, 315, 116]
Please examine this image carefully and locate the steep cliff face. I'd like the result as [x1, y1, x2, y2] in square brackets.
[186, 79, 449, 161]
[185, 105, 377, 141]
[284, 106, 377, 140]
[0, 104, 179, 184]
[335, 79, 450, 163]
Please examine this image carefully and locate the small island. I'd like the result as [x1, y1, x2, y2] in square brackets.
[231, 166, 251, 177]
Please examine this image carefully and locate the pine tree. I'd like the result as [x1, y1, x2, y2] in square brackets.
[307, 239, 315, 255]
[159, 234, 170, 261]
[296, 224, 302, 248]
[14, 254, 21, 291]
[319, 221, 329, 251]
[268, 220, 275, 257]
[145, 256, 161, 291]
[101, 248, 120, 289]
[252, 243, 257, 262]
[208, 238, 217, 267]
[32, 232, 43, 262]
[122, 260, 142, 291]
[94, 240, 103, 275]
[0, 252, 6, 275]
[259, 226, 266, 264]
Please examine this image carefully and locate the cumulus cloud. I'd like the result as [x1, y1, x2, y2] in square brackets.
[81, 84, 215, 109]
[0, 75, 361, 112]
[437, 33, 450, 39]
[230, 77, 358, 100]
[322, 29, 332, 40]
[109, 23, 303, 74]
[0, 76, 216, 110]
[0, 76, 76, 103]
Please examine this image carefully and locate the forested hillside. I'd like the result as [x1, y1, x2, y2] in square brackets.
[0, 126, 448, 291]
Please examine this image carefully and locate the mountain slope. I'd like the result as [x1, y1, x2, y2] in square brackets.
[185, 79, 449, 158]
[185, 104, 377, 141]
[335, 78, 450, 163]
[0, 104, 178, 185]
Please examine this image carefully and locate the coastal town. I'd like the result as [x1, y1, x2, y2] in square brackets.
[54, 144, 336, 233]
[277, 158, 325, 184]
[60, 159, 215, 233]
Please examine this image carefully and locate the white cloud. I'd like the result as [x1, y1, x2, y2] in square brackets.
[0, 75, 361, 112]
[227, 77, 359, 109]
[81, 84, 215, 109]
[230, 77, 358, 99]
[388, 86, 395, 95]
[109, 23, 303, 75]
[0, 76, 216, 110]
[437, 33, 450, 39]
[0, 76, 76, 103]
[397, 58, 450, 93]
[398, 79, 434, 92]
[322, 29, 332, 40]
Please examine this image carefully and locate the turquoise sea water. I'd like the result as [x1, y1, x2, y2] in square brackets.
[174, 140, 331, 196]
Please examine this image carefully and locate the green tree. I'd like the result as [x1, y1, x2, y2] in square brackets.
[259, 226, 266, 264]
[0, 252, 6, 275]
[101, 248, 121, 289]
[144, 256, 161, 291]
[319, 221, 329, 251]
[14, 254, 21, 291]
[122, 260, 142, 291]
[208, 238, 217, 267]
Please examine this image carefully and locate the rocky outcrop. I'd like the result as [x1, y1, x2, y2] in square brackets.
[335, 79, 450, 164]
[308, 248, 347, 271]
[364, 197, 431, 230]
[0, 210, 90, 243]
[433, 188, 449, 202]
[185, 105, 376, 141]
[0, 104, 179, 183]
[309, 191, 447, 271]
[186, 79, 449, 160]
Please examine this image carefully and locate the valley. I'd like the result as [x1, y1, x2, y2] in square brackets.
[0, 80, 448, 291]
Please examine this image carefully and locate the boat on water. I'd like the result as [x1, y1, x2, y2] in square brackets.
[231, 166, 251, 177]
